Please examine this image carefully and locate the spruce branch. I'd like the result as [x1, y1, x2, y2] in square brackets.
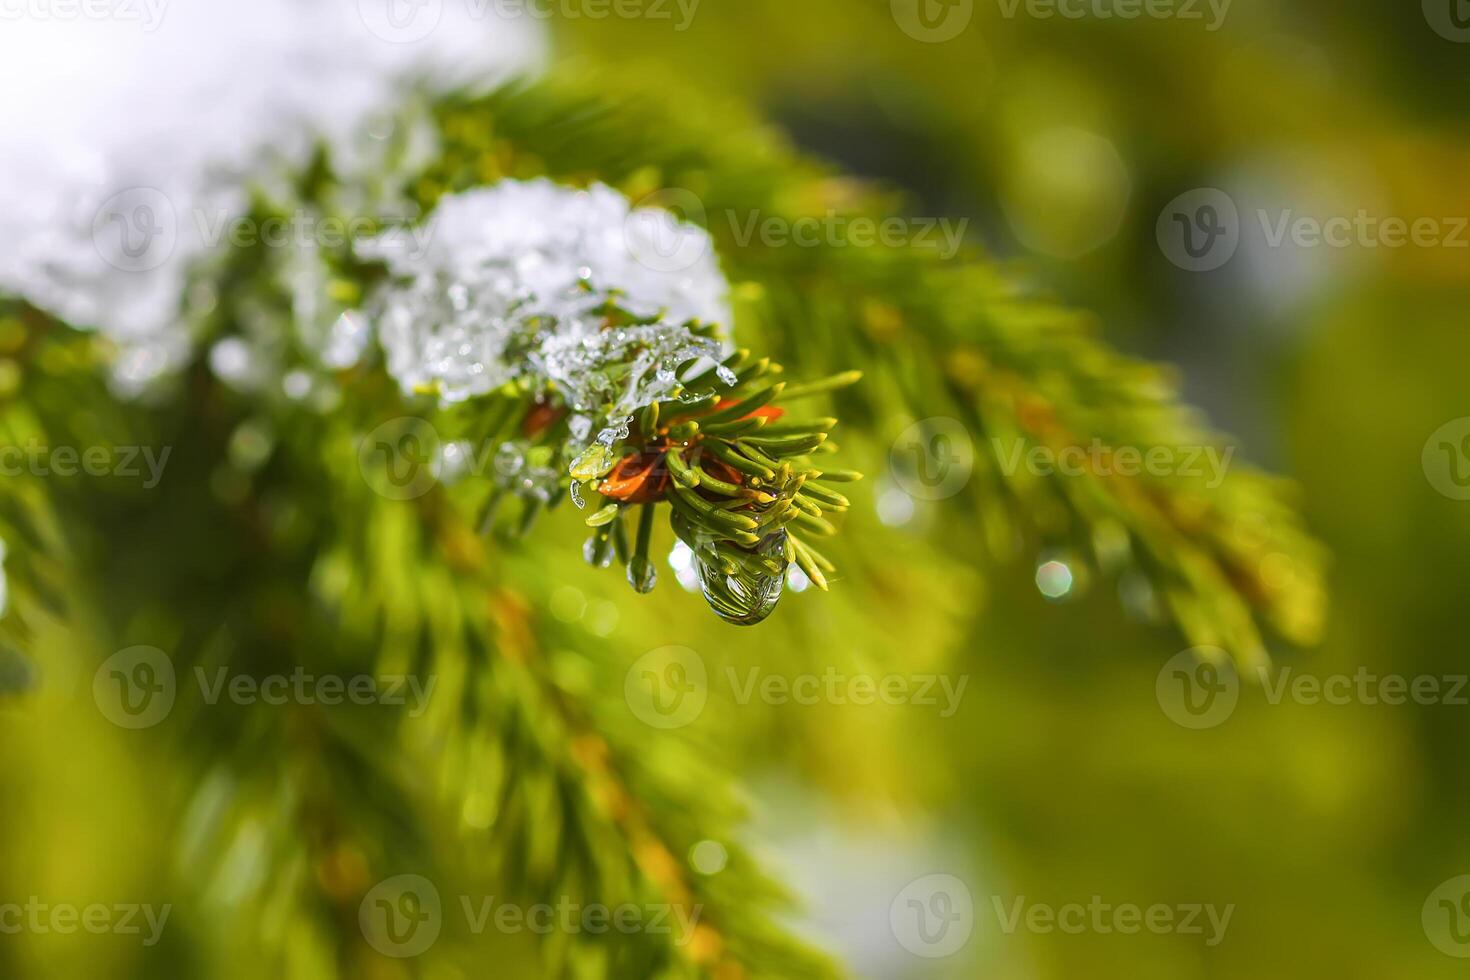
[0, 312, 839, 976]
[0, 53, 1335, 980]
[415, 78, 1326, 665]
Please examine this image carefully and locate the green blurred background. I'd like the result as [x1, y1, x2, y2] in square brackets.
[562, 4, 1470, 975]
[5, 2, 1470, 977]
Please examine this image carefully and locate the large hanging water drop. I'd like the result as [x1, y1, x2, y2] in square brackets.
[696, 531, 789, 626]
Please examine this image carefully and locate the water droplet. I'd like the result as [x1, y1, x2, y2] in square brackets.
[282, 369, 313, 401]
[436, 440, 475, 485]
[628, 556, 657, 594]
[584, 535, 613, 568]
[696, 532, 788, 626]
[209, 337, 261, 389]
[322, 311, 370, 370]
[569, 481, 586, 509]
[494, 442, 525, 477]
[1035, 552, 1086, 601]
[689, 839, 728, 875]
[1118, 570, 1160, 622]
[569, 443, 615, 481]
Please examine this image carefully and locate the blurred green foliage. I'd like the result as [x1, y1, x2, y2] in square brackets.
[3, 3, 1468, 979]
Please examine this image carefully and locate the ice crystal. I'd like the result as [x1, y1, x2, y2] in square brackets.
[489, 439, 561, 503]
[362, 180, 732, 440]
[322, 311, 372, 371]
